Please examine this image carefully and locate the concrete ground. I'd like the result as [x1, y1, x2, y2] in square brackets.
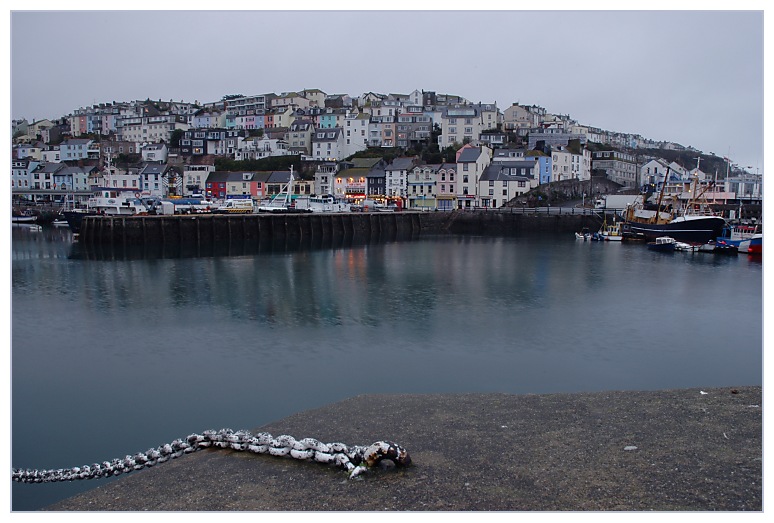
[44, 386, 762, 511]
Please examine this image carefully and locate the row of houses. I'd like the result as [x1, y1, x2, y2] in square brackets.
[13, 88, 696, 167]
[12, 139, 761, 210]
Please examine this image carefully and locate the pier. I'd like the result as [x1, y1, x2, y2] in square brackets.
[77, 208, 604, 246]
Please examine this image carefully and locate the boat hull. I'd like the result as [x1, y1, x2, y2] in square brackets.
[62, 210, 98, 233]
[622, 216, 726, 243]
[738, 235, 762, 255]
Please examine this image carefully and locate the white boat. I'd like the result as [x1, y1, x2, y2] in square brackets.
[674, 241, 698, 252]
[575, 227, 591, 240]
[12, 211, 37, 223]
[87, 188, 148, 216]
[294, 194, 351, 213]
[258, 165, 309, 213]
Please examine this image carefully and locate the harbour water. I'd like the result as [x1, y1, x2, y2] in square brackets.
[10, 224, 763, 511]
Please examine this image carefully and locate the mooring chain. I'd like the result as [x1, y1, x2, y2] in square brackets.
[12, 429, 411, 484]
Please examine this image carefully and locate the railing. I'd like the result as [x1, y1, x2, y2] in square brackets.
[454, 206, 620, 216]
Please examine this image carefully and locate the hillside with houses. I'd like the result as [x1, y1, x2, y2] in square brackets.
[11, 89, 762, 211]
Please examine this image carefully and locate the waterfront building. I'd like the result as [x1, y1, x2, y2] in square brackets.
[53, 165, 96, 192]
[139, 163, 179, 197]
[314, 162, 339, 196]
[335, 158, 383, 202]
[478, 160, 537, 208]
[30, 162, 65, 190]
[11, 158, 39, 192]
[455, 144, 492, 209]
[385, 156, 420, 203]
[205, 170, 270, 201]
[91, 168, 141, 193]
[182, 164, 215, 196]
[365, 163, 387, 202]
[436, 163, 458, 211]
[407, 164, 438, 210]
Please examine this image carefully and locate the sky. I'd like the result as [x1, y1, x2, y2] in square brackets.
[5, 2, 769, 173]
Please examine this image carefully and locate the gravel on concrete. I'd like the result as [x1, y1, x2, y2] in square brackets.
[44, 386, 762, 511]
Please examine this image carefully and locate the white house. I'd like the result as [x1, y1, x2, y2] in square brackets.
[141, 143, 168, 163]
[478, 160, 538, 208]
[235, 135, 291, 161]
[455, 144, 492, 208]
[312, 127, 346, 161]
[551, 145, 591, 182]
[385, 157, 420, 201]
[640, 158, 671, 187]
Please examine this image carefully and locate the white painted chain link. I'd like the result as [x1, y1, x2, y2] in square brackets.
[12, 429, 411, 483]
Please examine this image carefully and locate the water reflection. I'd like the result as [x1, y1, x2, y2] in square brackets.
[11, 226, 762, 511]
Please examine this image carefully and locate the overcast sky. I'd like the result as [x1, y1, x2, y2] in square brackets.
[7, 4, 767, 173]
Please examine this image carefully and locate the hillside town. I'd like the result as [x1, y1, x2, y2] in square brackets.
[11, 89, 763, 212]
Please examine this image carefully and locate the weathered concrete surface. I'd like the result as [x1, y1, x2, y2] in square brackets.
[45, 387, 762, 511]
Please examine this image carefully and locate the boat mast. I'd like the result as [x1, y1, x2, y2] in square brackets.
[652, 167, 669, 224]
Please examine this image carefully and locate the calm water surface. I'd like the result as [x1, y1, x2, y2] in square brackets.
[11, 225, 763, 510]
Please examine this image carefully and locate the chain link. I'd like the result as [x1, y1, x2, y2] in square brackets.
[12, 429, 411, 483]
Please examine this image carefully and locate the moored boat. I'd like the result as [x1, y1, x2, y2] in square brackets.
[575, 227, 591, 240]
[12, 210, 37, 223]
[598, 219, 624, 241]
[738, 234, 762, 255]
[647, 236, 676, 252]
[621, 168, 726, 243]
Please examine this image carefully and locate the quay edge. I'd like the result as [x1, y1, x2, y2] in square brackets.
[43, 386, 762, 511]
[77, 210, 604, 245]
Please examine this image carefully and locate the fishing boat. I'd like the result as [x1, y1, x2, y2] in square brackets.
[598, 219, 624, 241]
[715, 224, 760, 249]
[647, 236, 676, 252]
[621, 167, 726, 244]
[738, 233, 762, 255]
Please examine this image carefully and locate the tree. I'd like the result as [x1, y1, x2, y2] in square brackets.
[170, 129, 184, 148]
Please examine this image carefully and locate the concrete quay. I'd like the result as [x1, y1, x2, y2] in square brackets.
[45, 386, 762, 511]
[76, 209, 604, 248]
